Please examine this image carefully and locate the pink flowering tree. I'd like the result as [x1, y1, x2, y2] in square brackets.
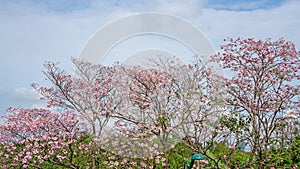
[0, 108, 94, 168]
[102, 57, 226, 168]
[214, 37, 300, 168]
[31, 59, 118, 168]
[2, 37, 299, 168]
[32, 59, 117, 139]
[102, 65, 183, 168]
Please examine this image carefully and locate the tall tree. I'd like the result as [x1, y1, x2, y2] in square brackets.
[214, 37, 300, 168]
[105, 57, 225, 168]
[32, 59, 118, 168]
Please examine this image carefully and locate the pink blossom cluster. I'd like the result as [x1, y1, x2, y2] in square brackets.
[0, 108, 92, 168]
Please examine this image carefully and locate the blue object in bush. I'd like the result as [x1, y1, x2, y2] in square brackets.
[185, 154, 205, 169]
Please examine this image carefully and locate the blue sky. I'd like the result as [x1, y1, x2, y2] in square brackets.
[205, 0, 286, 10]
[0, 0, 299, 114]
[0, 0, 287, 12]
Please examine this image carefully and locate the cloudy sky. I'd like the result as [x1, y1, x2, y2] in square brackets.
[0, 0, 299, 114]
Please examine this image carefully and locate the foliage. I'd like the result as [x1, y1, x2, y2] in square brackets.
[265, 136, 300, 168]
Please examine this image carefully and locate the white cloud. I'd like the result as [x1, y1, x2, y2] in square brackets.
[0, 0, 299, 114]
[12, 87, 41, 101]
[153, 0, 206, 17]
[0, 86, 45, 113]
[192, 0, 300, 50]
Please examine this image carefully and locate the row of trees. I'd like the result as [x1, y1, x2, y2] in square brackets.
[0, 37, 299, 168]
